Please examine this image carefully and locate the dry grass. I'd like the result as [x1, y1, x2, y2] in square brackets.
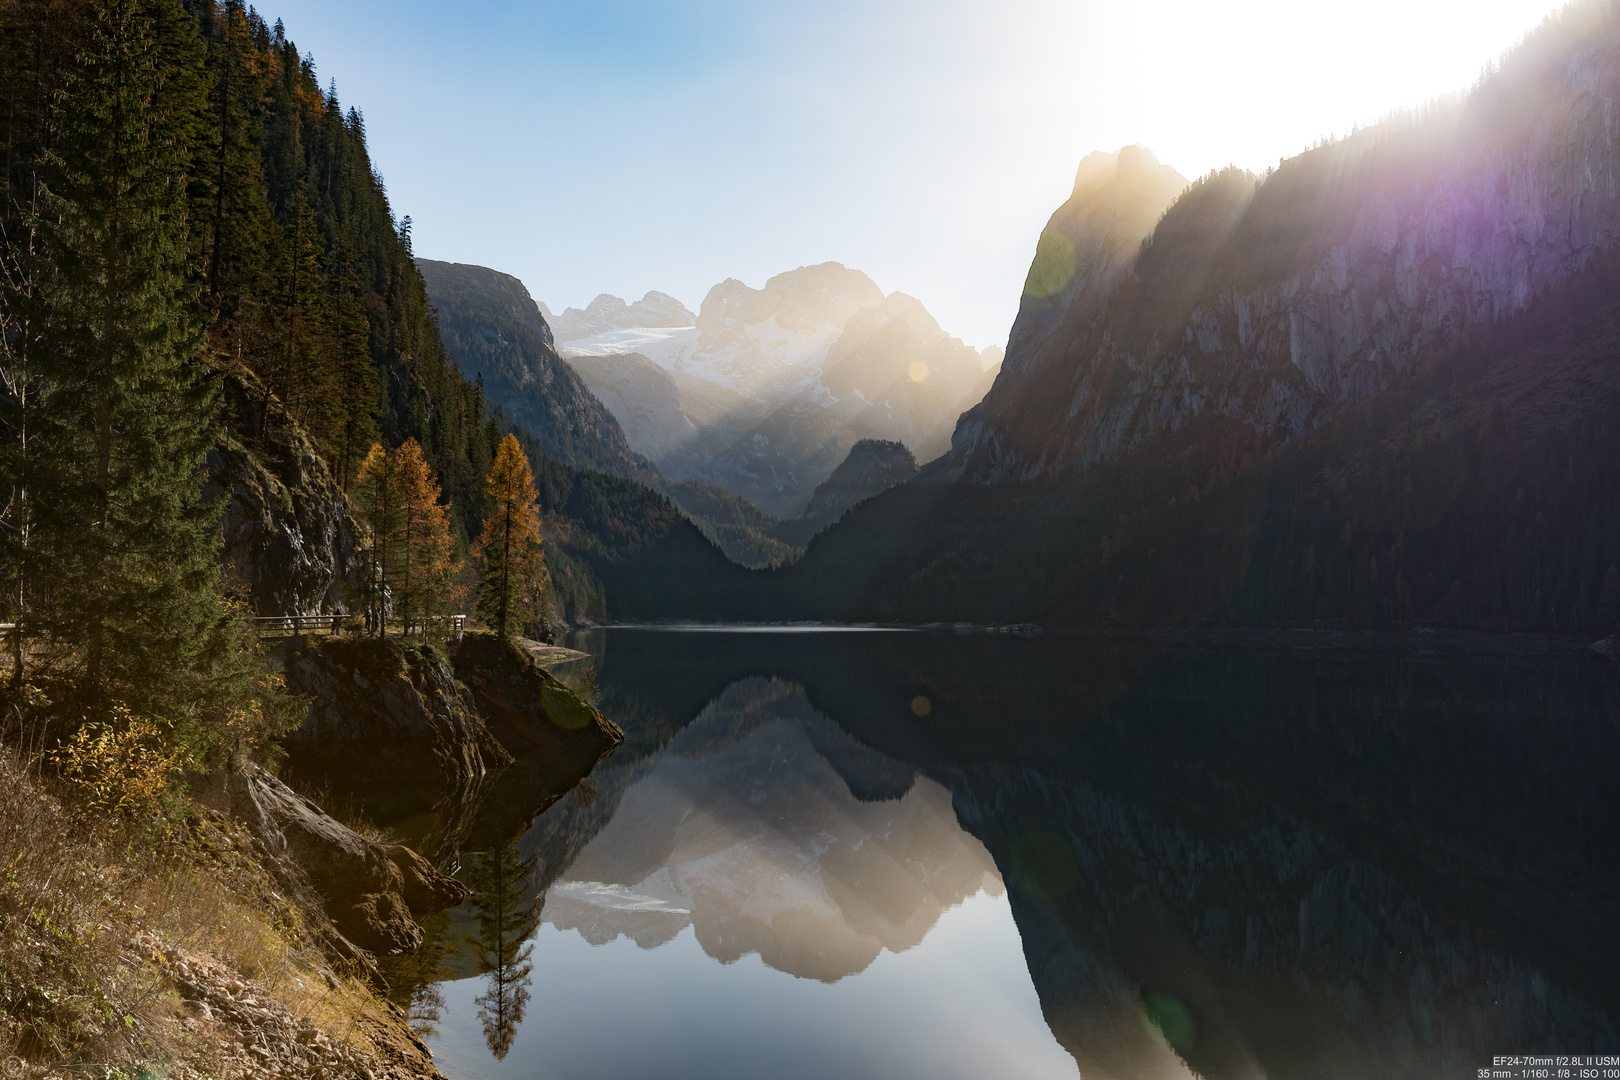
[0, 744, 423, 1078]
[278, 775, 399, 847]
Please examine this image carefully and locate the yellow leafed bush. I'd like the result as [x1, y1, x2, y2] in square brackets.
[50, 707, 184, 817]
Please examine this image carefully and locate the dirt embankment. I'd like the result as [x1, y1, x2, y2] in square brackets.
[0, 749, 450, 1079]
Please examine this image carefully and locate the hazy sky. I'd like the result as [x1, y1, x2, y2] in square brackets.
[266, 0, 1569, 349]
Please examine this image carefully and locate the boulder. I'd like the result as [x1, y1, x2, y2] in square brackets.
[201, 765, 467, 957]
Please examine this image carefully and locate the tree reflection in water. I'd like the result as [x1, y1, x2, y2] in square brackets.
[466, 841, 542, 1059]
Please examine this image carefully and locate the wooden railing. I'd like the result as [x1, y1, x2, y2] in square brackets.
[253, 614, 353, 636]
[253, 614, 466, 639]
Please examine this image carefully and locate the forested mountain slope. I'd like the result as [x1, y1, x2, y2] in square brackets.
[2, 0, 499, 545]
[0, 0, 750, 626]
[768, 439, 918, 549]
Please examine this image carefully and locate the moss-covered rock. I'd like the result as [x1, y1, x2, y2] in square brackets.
[450, 633, 625, 846]
[283, 636, 511, 792]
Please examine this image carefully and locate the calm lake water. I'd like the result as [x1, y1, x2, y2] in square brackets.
[377, 628, 1620, 1079]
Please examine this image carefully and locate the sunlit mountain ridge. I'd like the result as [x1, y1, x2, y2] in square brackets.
[550, 263, 1001, 517]
[777, 0, 1620, 631]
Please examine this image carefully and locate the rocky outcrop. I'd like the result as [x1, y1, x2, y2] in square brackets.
[205, 382, 359, 617]
[275, 633, 633, 855]
[952, 4, 1620, 482]
[198, 766, 467, 957]
[769, 438, 919, 547]
[447, 635, 624, 845]
[1001, 146, 1188, 379]
[283, 637, 512, 786]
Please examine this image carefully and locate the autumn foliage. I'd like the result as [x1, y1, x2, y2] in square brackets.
[474, 435, 549, 640]
[353, 438, 462, 636]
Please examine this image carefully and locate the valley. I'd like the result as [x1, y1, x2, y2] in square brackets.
[3, 1, 1619, 1078]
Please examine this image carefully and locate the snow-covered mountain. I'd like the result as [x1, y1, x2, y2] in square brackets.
[548, 264, 1002, 517]
[540, 291, 697, 345]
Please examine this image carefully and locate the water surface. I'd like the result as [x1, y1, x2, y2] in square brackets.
[390, 629, 1620, 1079]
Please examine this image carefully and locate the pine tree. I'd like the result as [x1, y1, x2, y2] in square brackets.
[260, 189, 331, 436]
[24, 0, 256, 738]
[353, 441, 403, 636]
[474, 434, 547, 640]
[195, 0, 274, 327]
[327, 236, 379, 488]
[465, 841, 539, 1060]
[1, 0, 91, 689]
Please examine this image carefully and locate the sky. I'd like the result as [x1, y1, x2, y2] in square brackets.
[265, 0, 1571, 350]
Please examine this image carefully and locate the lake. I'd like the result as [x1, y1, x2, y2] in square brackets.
[380, 628, 1620, 1079]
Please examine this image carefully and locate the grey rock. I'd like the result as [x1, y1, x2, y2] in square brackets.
[416, 259, 646, 479]
[205, 401, 358, 618]
[196, 766, 467, 957]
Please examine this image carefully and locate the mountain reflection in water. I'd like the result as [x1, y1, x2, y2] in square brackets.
[416, 629, 1620, 1080]
[545, 678, 1001, 980]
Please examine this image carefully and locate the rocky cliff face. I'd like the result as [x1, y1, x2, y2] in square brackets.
[1002, 146, 1188, 379]
[952, 5, 1620, 482]
[415, 259, 645, 479]
[205, 383, 359, 617]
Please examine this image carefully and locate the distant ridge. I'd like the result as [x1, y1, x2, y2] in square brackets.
[769, 439, 917, 548]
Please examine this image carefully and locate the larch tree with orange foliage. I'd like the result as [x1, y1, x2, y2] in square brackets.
[354, 439, 461, 637]
[395, 438, 462, 637]
[474, 435, 548, 640]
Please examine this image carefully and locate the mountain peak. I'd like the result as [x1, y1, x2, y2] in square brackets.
[1001, 146, 1188, 372]
[550, 291, 698, 342]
